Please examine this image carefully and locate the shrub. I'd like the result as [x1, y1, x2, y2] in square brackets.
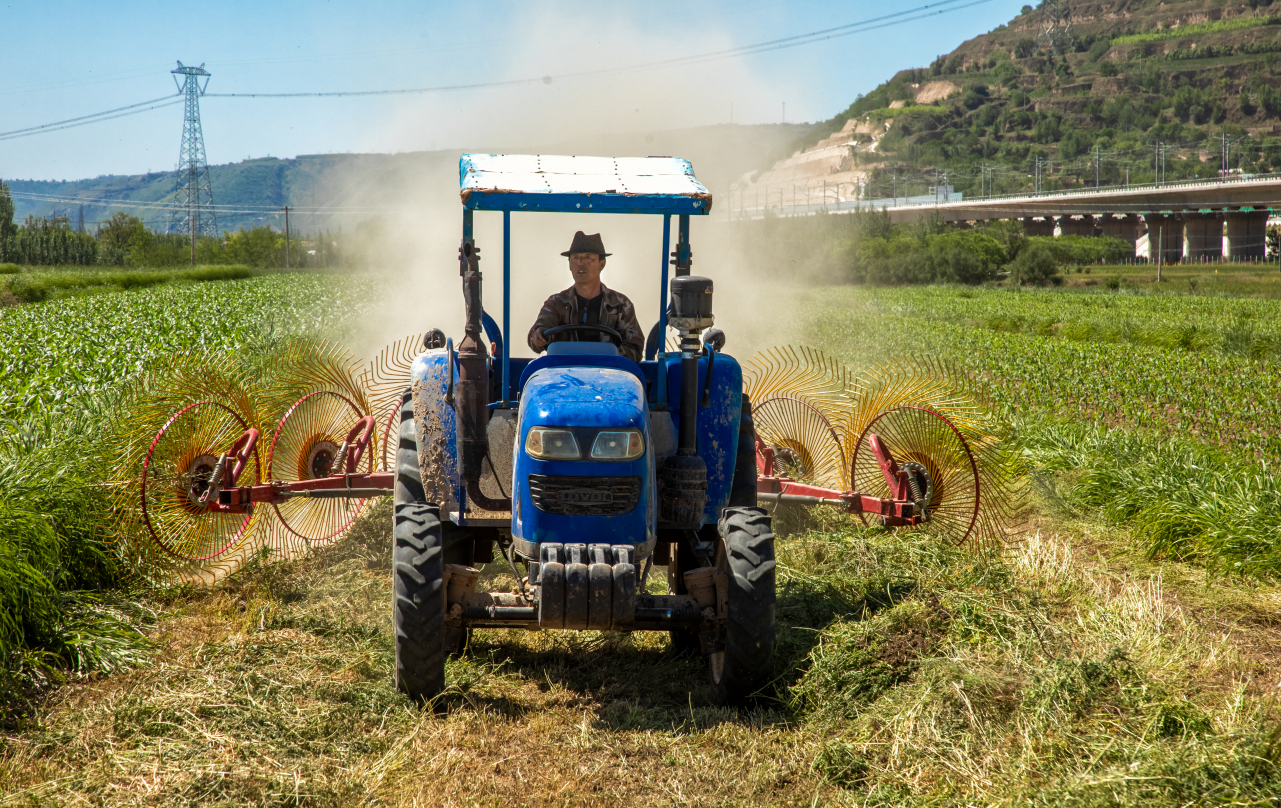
[5, 277, 49, 303]
[0, 264, 18, 275]
[1008, 242, 1060, 286]
[187, 265, 252, 282]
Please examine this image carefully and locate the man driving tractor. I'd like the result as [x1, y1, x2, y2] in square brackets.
[527, 231, 645, 363]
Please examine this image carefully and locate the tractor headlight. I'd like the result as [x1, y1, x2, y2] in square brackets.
[590, 429, 645, 461]
[525, 427, 581, 460]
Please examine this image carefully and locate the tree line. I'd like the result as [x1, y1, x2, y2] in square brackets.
[0, 182, 358, 269]
[728, 209, 1133, 288]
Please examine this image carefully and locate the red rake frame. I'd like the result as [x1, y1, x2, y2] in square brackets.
[755, 404, 982, 542]
[220, 404, 391, 515]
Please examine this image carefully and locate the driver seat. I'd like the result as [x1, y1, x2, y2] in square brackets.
[547, 342, 619, 357]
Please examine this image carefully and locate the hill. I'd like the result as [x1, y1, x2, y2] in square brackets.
[748, 0, 1281, 206]
[5, 123, 812, 236]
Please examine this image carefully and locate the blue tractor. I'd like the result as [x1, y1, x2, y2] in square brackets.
[393, 154, 772, 703]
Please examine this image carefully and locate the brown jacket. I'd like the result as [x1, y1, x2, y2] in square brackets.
[528, 283, 645, 363]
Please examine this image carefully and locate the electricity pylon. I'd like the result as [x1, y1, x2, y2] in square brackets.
[167, 62, 216, 259]
[1036, 1, 1073, 56]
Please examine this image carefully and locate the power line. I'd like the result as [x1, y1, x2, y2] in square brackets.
[0, 95, 181, 141]
[6, 189, 398, 215]
[207, 0, 995, 99]
[0, 0, 997, 144]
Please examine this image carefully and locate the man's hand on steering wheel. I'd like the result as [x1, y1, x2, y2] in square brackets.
[542, 324, 624, 347]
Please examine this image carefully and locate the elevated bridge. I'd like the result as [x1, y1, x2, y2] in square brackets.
[730, 175, 1281, 262]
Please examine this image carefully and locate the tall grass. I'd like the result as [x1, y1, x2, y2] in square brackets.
[1020, 414, 1281, 576]
[0, 399, 152, 715]
[3, 265, 253, 304]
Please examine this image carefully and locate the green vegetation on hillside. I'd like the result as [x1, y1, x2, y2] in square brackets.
[1113, 13, 1281, 45]
[772, 1, 1281, 201]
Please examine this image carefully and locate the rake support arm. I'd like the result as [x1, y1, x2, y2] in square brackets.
[217, 472, 395, 511]
[755, 476, 923, 525]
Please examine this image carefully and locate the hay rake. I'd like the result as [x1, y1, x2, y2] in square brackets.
[745, 349, 1026, 552]
[108, 335, 422, 584]
[110, 337, 1025, 585]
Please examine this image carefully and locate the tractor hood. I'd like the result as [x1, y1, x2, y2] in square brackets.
[520, 366, 646, 428]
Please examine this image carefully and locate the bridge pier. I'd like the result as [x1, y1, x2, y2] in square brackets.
[1183, 212, 1224, 261]
[1022, 216, 1054, 237]
[1142, 213, 1185, 264]
[1057, 215, 1097, 237]
[1225, 209, 1268, 260]
[1097, 214, 1140, 257]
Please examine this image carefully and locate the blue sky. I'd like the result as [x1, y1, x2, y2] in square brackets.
[1, 0, 1022, 181]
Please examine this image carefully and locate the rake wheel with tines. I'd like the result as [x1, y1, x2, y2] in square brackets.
[750, 395, 846, 488]
[849, 406, 979, 541]
[140, 401, 262, 562]
[109, 352, 271, 584]
[267, 389, 378, 545]
[746, 348, 1027, 551]
[362, 335, 423, 473]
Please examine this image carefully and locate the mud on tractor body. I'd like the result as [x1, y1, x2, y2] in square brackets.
[113, 154, 1026, 706]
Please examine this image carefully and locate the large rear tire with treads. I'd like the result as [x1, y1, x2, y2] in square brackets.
[393, 389, 446, 700]
[712, 506, 777, 705]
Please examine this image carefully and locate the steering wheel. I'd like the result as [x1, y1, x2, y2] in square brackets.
[543, 324, 623, 347]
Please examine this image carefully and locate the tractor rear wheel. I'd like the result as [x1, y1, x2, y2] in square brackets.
[712, 506, 777, 705]
[393, 389, 447, 701]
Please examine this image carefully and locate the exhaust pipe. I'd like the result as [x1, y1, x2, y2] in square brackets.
[457, 240, 512, 513]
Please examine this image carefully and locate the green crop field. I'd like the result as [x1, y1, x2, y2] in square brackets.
[5, 269, 1281, 806]
[0, 273, 381, 419]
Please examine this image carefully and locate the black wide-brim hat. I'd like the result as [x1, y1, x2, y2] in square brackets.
[561, 231, 611, 257]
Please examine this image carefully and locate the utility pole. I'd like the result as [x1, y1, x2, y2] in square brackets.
[1220, 130, 1228, 182]
[1095, 146, 1100, 189]
[1153, 139, 1160, 186]
[281, 206, 292, 268]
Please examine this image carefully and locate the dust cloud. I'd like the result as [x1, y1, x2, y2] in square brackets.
[322, 4, 815, 367]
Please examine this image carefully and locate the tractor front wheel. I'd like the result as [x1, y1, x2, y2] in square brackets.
[712, 506, 777, 705]
[393, 389, 447, 701]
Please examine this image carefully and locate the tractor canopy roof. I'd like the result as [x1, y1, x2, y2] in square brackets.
[459, 154, 712, 215]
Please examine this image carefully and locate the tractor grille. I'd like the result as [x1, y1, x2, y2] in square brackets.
[528, 474, 642, 517]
